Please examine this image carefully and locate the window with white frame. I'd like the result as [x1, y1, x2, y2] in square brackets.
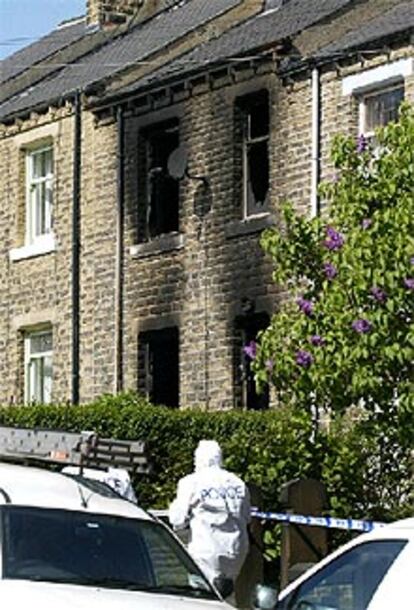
[359, 84, 404, 138]
[26, 146, 54, 245]
[236, 90, 270, 218]
[24, 329, 53, 404]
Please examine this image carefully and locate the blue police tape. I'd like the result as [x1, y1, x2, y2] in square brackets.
[251, 509, 385, 532]
[150, 508, 385, 532]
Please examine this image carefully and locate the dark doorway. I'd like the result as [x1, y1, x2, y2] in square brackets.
[234, 311, 270, 410]
[138, 327, 179, 408]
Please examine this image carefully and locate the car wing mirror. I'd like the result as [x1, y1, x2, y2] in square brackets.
[213, 576, 234, 599]
[252, 584, 279, 610]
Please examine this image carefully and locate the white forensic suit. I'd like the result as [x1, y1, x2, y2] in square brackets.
[169, 440, 251, 584]
[62, 466, 137, 502]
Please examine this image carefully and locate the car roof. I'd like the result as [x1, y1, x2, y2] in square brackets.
[0, 462, 150, 520]
[381, 517, 414, 532]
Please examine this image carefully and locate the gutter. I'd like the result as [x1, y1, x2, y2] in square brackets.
[311, 66, 320, 217]
[87, 41, 287, 113]
[71, 91, 82, 404]
[114, 106, 125, 393]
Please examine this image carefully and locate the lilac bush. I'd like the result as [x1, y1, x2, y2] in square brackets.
[252, 103, 413, 428]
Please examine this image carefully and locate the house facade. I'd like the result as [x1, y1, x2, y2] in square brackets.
[0, 0, 413, 409]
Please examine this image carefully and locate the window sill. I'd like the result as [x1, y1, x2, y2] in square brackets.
[130, 232, 185, 259]
[225, 214, 275, 239]
[9, 235, 56, 261]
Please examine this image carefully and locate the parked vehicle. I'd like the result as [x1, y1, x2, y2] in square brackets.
[0, 462, 234, 609]
[272, 518, 414, 610]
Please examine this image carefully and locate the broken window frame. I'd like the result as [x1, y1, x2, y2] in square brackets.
[237, 90, 270, 219]
[140, 119, 180, 242]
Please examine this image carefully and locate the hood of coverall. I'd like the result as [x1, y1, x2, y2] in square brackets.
[194, 440, 223, 471]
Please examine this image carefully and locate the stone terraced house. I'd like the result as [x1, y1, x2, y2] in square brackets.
[0, 0, 413, 409]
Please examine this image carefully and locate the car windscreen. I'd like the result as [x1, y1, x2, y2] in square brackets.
[1, 506, 216, 600]
[278, 538, 408, 610]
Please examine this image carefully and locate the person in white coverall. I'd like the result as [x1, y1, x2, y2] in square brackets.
[168, 440, 251, 586]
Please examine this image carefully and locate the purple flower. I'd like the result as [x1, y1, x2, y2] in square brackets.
[324, 226, 344, 251]
[361, 218, 372, 230]
[243, 340, 257, 360]
[323, 262, 337, 280]
[357, 133, 368, 153]
[403, 277, 414, 290]
[309, 335, 325, 347]
[352, 318, 372, 334]
[295, 350, 314, 368]
[265, 359, 274, 371]
[370, 286, 387, 303]
[297, 296, 314, 316]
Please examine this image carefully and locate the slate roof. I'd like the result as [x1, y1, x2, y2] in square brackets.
[0, 18, 89, 85]
[1, 0, 413, 122]
[116, 0, 353, 96]
[316, 1, 414, 57]
[0, 0, 241, 121]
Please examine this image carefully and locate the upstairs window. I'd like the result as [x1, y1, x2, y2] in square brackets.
[234, 312, 269, 410]
[138, 327, 179, 408]
[140, 120, 179, 241]
[359, 84, 404, 138]
[24, 329, 53, 404]
[26, 146, 54, 245]
[236, 90, 269, 218]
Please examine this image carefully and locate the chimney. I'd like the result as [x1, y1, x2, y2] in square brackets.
[87, 0, 166, 28]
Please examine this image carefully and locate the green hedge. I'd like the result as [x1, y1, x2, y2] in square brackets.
[0, 392, 411, 529]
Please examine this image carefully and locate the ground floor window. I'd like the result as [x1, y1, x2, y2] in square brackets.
[234, 312, 269, 410]
[138, 327, 179, 408]
[24, 329, 53, 404]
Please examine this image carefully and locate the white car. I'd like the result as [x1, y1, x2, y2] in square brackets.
[274, 518, 414, 610]
[0, 463, 234, 610]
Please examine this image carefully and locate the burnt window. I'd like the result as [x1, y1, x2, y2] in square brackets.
[138, 327, 179, 408]
[234, 312, 269, 410]
[235, 90, 269, 218]
[139, 120, 179, 241]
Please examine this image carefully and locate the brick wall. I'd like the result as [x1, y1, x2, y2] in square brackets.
[0, 30, 412, 408]
[0, 107, 121, 404]
[119, 69, 283, 409]
[0, 109, 74, 404]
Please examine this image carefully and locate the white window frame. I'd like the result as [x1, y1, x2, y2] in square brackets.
[358, 83, 405, 138]
[342, 58, 413, 139]
[26, 145, 54, 246]
[24, 329, 53, 404]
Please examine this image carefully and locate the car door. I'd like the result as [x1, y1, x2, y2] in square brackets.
[276, 538, 408, 610]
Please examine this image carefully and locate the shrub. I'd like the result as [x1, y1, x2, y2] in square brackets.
[0, 393, 411, 555]
[0, 393, 318, 509]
